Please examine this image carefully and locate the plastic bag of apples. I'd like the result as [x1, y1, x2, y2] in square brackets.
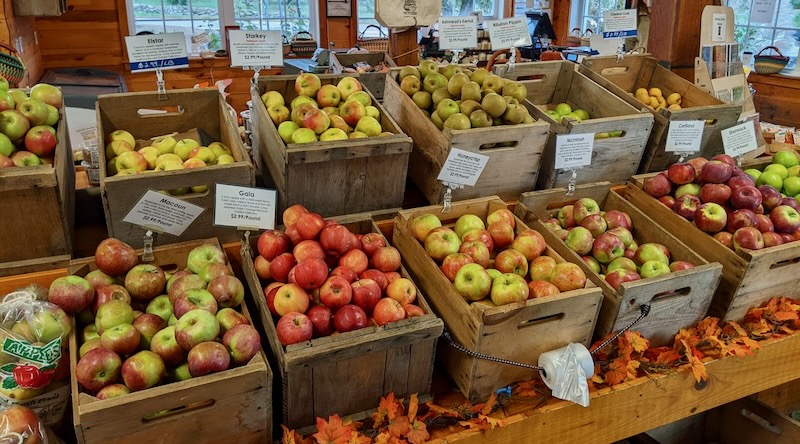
[0, 404, 49, 444]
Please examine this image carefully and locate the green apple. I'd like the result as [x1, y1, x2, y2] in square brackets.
[544, 110, 561, 121]
[319, 128, 348, 141]
[789, 165, 800, 177]
[554, 103, 572, 116]
[152, 135, 177, 154]
[431, 111, 444, 130]
[95, 299, 134, 334]
[469, 110, 493, 128]
[441, 64, 463, 79]
[783, 176, 800, 197]
[260, 90, 284, 108]
[364, 105, 380, 120]
[411, 91, 432, 109]
[419, 60, 439, 78]
[423, 72, 448, 94]
[573, 109, 590, 120]
[208, 142, 231, 157]
[773, 151, 799, 169]
[188, 146, 216, 164]
[291, 128, 317, 144]
[0, 133, 12, 157]
[437, 99, 460, 121]
[170, 187, 191, 195]
[398, 66, 420, 81]
[349, 131, 368, 139]
[345, 91, 371, 108]
[174, 139, 200, 161]
[756, 171, 784, 191]
[45, 104, 59, 127]
[167, 362, 192, 382]
[470, 68, 490, 86]
[155, 153, 183, 167]
[278, 121, 299, 144]
[216, 154, 235, 165]
[490, 273, 528, 305]
[444, 113, 471, 130]
[765, 163, 789, 180]
[744, 168, 762, 180]
[453, 263, 492, 301]
[640, 260, 671, 279]
[501, 81, 528, 102]
[355, 116, 382, 137]
[187, 243, 226, 274]
[146, 295, 173, 322]
[106, 140, 133, 159]
[290, 95, 316, 109]
[0, 76, 8, 92]
[454, 214, 485, 238]
[107, 129, 136, 148]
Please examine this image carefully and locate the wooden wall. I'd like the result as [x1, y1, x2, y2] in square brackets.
[0, 0, 42, 86]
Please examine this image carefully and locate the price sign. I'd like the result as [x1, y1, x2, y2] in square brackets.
[125, 33, 189, 73]
[665, 120, 704, 152]
[438, 16, 478, 50]
[555, 134, 594, 170]
[214, 184, 277, 230]
[486, 17, 532, 50]
[602, 9, 638, 39]
[228, 30, 283, 68]
[436, 148, 490, 187]
[712, 13, 727, 42]
[123, 190, 204, 236]
[722, 121, 759, 157]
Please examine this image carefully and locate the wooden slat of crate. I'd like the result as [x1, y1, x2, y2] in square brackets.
[495, 61, 654, 188]
[329, 52, 396, 100]
[250, 74, 411, 217]
[241, 213, 442, 429]
[68, 238, 272, 444]
[624, 176, 800, 321]
[0, 97, 73, 267]
[382, 74, 549, 204]
[393, 196, 603, 401]
[514, 183, 722, 345]
[579, 54, 742, 172]
[96, 89, 254, 248]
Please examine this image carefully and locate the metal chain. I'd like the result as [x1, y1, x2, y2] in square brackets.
[589, 304, 652, 356]
[441, 330, 544, 371]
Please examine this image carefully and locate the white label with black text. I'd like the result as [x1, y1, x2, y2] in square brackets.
[486, 17, 532, 49]
[712, 13, 727, 42]
[555, 134, 594, 169]
[214, 184, 277, 230]
[125, 33, 189, 73]
[228, 30, 283, 68]
[665, 120, 704, 152]
[123, 190, 204, 236]
[439, 16, 478, 50]
[602, 9, 637, 39]
[722, 121, 758, 157]
[437, 148, 489, 187]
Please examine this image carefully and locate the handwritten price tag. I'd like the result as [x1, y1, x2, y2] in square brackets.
[214, 184, 277, 230]
[123, 190, 204, 236]
[125, 33, 189, 73]
[555, 134, 594, 169]
[228, 30, 283, 68]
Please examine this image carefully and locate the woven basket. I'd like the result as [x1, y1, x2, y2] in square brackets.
[754, 46, 789, 74]
[290, 31, 318, 57]
[282, 35, 291, 57]
[0, 42, 25, 87]
[357, 25, 389, 52]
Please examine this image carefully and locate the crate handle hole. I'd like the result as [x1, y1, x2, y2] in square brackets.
[518, 313, 565, 329]
[705, 119, 718, 126]
[157, 263, 180, 274]
[595, 130, 626, 140]
[479, 141, 519, 151]
[740, 408, 781, 434]
[769, 256, 800, 270]
[515, 74, 546, 82]
[137, 106, 185, 117]
[141, 399, 215, 424]
[647, 286, 692, 304]
[600, 67, 629, 76]
[544, 199, 579, 211]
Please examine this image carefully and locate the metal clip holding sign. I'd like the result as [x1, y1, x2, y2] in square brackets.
[247, 66, 267, 84]
[142, 229, 158, 262]
[155, 69, 167, 101]
[441, 182, 464, 214]
[566, 168, 581, 196]
[507, 49, 516, 72]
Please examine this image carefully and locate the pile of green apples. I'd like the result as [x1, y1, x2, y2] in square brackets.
[396, 60, 535, 130]
[745, 151, 800, 200]
[0, 79, 63, 169]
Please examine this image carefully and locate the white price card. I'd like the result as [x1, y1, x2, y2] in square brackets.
[436, 148, 490, 187]
[555, 134, 595, 170]
[438, 16, 478, 50]
[123, 190, 204, 236]
[602, 9, 637, 39]
[751, 0, 777, 24]
[214, 184, 277, 230]
[125, 33, 189, 73]
[228, 30, 283, 68]
[486, 17, 532, 50]
[722, 121, 759, 157]
[665, 120, 705, 153]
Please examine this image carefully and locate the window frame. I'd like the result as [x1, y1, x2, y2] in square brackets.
[570, 0, 627, 33]
[727, 0, 800, 61]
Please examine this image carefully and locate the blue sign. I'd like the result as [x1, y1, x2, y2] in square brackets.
[602, 30, 637, 39]
[129, 57, 190, 73]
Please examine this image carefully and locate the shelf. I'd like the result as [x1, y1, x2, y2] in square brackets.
[427, 333, 800, 443]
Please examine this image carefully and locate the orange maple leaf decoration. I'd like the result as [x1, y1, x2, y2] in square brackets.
[406, 420, 430, 444]
[603, 357, 629, 386]
[371, 393, 403, 428]
[625, 331, 650, 354]
[407, 394, 419, 421]
[314, 416, 353, 444]
[283, 425, 312, 444]
[388, 416, 411, 438]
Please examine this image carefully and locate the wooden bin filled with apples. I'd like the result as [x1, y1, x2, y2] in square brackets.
[393, 196, 603, 401]
[579, 54, 741, 173]
[514, 182, 723, 346]
[382, 62, 550, 205]
[250, 73, 412, 217]
[0, 84, 73, 276]
[624, 155, 800, 321]
[96, 88, 254, 249]
[492, 60, 654, 189]
[68, 238, 272, 444]
[241, 210, 443, 429]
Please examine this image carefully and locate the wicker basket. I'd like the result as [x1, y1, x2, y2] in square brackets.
[0, 42, 25, 87]
[357, 25, 389, 52]
[754, 46, 789, 74]
[282, 35, 291, 57]
[290, 31, 318, 57]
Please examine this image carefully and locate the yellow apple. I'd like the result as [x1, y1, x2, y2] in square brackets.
[152, 135, 177, 154]
[137, 146, 159, 169]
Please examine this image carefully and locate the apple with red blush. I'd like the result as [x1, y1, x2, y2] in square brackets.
[674, 195, 701, 221]
[667, 162, 696, 184]
[306, 305, 333, 337]
[762, 231, 784, 247]
[700, 183, 731, 205]
[733, 227, 764, 251]
[730, 186, 762, 211]
[727, 209, 758, 232]
[699, 160, 733, 184]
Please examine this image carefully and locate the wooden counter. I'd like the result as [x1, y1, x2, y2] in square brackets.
[749, 72, 800, 128]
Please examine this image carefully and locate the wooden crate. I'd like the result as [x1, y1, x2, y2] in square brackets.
[250, 74, 412, 217]
[493, 61, 654, 189]
[0, 95, 73, 274]
[579, 54, 742, 173]
[393, 196, 603, 401]
[96, 89, 254, 249]
[624, 176, 800, 321]
[706, 379, 800, 443]
[68, 238, 272, 444]
[382, 72, 550, 205]
[329, 51, 396, 100]
[241, 213, 443, 429]
[514, 183, 722, 345]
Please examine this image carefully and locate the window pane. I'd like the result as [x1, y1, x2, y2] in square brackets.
[747, 26, 777, 53]
[135, 20, 166, 34]
[773, 28, 799, 60]
[730, 0, 751, 25]
[235, 19, 261, 30]
[132, 0, 163, 19]
[235, 0, 261, 18]
[585, 0, 600, 18]
[190, 0, 218, 19]
[162, 1, 191, 20]
[776, 0, 800, 28]
[265, 0, 282, 18]
[164, 20, 195, 34]
[583, 16, 600, 33]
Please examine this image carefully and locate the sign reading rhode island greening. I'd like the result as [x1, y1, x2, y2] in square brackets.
[486, 17, 532, 50]
[125, 32, 189, 73]
[438, 16, 479, 50]
[228, 30, 283, 68]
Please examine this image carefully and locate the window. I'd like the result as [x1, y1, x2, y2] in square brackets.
[128, 0, 317, 51]
[441, 0, 497, 18]
[356, 2, 387, 39]
[728, 0, 800, 67]
[572, 0, 626, 33]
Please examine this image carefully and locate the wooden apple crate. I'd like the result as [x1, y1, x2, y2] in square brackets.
[514, 182, 722, 346]
[579, 54, 742, 173]
[96, 89, 254, 249]
[492, 61, 654, 189]
[250, 74, 412, 217]
[67, 238, 272, 444]
[241, 213, 443, 430]
[0, 94, 73, 276]
[382, 72, 550, 205]
[393, 196, 603, 401]
[624, 175, 800, 321]
[329, 51, 396, 100]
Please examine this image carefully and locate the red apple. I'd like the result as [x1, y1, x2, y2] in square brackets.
[273, 283, 310, 316]
[762, 231, 784, 247]
[93, 285, 131, 314]
[549, 263, 587, 292]
[658, 195, 676, 208]
[403, 304, 425, 318]
[285, 224, 302, 245]
[207, 275, 245, 308]
[100, 323, 141, 356]
[370, 246, 402, 272]
[386, 277, 417, 305]
[459, 241, 491, 268]
[187, 341, 230, 377]
[755, 214, 774, 233]
[730, 185, 762, 211]
[360, 232, 386, 257]
[95, 238, 138, 277]
[694, 203, 728, 233]
[277, 312, 313, 346]
[337, 249, 368, 275]
[487, 208, 516, 228]
[222, 324, 260, 365]
[727, 209, 758, 232]
[674, 195, 701, 221]
[48, 275, 94, 314]
[217, 307, 250, 335]
[699, 160, 733, 184]
[511, 229, 547, 261]
[440, 253, 474, 282]
[330, 266, 357, 283]
[257, 230, 291, 261]
[96, 383, 130, 400]
[293, 240, 325, 262]
[132, 313, 166, 349]
[495, 249, 528, 276]
[712, 154, 736, 167]
[306, 305, 333, 337]
[643, 174, 672, 197]
[385, 271, 401, 283]
[76, 347, 122, 392]
[669, 261, 695, 272]
[150, 326, 186, 366]
[351, 279, 382, 313]
[409, 214, 443, 242]
[602, 210, 632, 231]
[85, 270, 116, 290]
[759, 185, 783, 211]
[527, 280, 560, 298]
[462, 229, 494, 252]
[605, 269, 641, 291]
[713, 231, 734, 249]
[529, 256, 557, 281]
[373, 298, 405, 326]
[782, 197, 800, 212]
[293, 258, 329, 290]
[771, 205, 800, 233]
[264, 283, 283, 315]
[167, 274, 206, 304]
[687, 157, 708, 179]
[318, 224, 354, 257]
[592, 232, 625, 264]
[580, 214, 607, 237]
[295, 212, 326, 240]
[283, 204, 309, 226]
[333, 304, 368, 333]
[124, 264, 166, 301]
[360, 269, 389, 291]
[733, 227, 764, 251]
[269, 253, 297, 283]
[0, 405, 45, 444]
[173, 289, 218, 318]
[668, 162, 696, 184]
[700, 183, 731, 205]
[487, 221, 515, 249]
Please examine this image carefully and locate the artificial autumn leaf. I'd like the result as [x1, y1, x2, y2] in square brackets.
[513, 380, 544, 398]
[626, 359, 640, 380]
[772, 308, 798, 323]
[654, 349, 681, 366]
[388, 416, 411, 438]
[459, 420, 492, 431]
[314, 416, 353, 444]
[407, 394, 419, 421]
[406, 420, 430, 444]
[481, 393, 498, 416]
[422, 401, 460, 418]
[347, 432, 371, 444]
[374, 432, 404, 444]
[687, 353, 707, 383]
[372, 393, 403, 427]
[478, 415, 505, 428]
[603, 358, 628, 386]
[591, 373, 604, 385]
[625, 331, 650, 354]
[696, 317, 721, 338]
[282, 425, 311, 444]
